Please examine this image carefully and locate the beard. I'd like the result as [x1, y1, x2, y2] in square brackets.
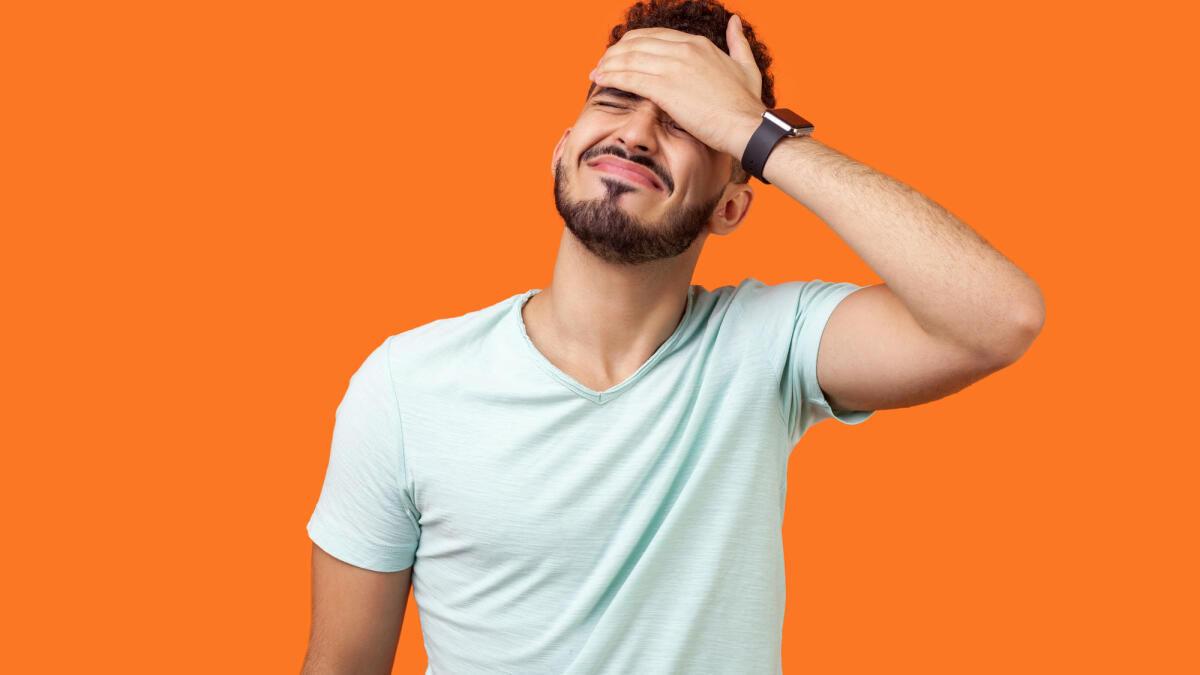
[552, 154, 724, 266]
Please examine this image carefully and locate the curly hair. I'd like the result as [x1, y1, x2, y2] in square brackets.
[584, 0, 776, 184]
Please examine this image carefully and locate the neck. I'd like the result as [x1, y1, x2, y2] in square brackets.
[523, 227, 700, 379]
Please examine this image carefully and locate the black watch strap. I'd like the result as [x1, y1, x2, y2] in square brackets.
[741, 109, 814, 185]
[740, 115, 789, 185]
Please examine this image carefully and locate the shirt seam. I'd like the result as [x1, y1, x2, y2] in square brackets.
[758, 302, 796, 444]
[732, 291, 795, 444]
[804, 284, 873, 426]
[384, 335, 421, 528]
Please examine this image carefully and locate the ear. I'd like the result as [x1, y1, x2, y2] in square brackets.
[551, 128, 571, 177]
[707, 183, 754, 236]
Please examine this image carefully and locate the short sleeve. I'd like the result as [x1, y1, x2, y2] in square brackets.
[306, 337, 420, 572]
[784, 279, 875, 441]
[728, 277, 876, 445]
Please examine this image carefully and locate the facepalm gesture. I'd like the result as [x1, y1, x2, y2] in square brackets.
[588, 15, 767, 158]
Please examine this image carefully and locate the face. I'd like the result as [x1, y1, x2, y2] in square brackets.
[551, 86, 736, 266]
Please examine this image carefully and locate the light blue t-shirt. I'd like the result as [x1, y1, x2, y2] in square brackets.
[306, 277, 875, 674]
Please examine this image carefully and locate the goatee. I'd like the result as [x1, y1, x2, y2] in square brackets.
[552, 154, 723, 266]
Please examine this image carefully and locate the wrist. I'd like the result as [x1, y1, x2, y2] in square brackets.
[724, 109, 766, 159]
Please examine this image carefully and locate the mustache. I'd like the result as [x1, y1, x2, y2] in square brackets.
[580, 145, 673, 194]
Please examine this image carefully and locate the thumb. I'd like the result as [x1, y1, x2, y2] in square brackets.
[726, 14, 755, 66]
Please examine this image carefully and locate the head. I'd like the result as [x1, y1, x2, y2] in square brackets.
[551, 0, 776, 266]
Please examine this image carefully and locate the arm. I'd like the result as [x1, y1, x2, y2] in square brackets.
[301, 543, 412, 675]
[588, 20, 1044, 412]
[757, 131, 1046, 363]
[746, 131, 1045, 412]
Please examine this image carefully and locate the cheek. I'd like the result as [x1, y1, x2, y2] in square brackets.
[570, 136, 599, 165]
[674, 159, 709, 193]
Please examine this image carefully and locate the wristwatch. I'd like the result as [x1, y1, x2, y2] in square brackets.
[740, 108, 815, 185]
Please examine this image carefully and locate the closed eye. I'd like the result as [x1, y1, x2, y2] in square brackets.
[594, 102, 689, 135]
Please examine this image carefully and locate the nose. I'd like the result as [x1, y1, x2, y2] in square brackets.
[614, 107, 660, 154]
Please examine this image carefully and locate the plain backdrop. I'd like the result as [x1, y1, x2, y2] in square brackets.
[2, 0, 1196, 672]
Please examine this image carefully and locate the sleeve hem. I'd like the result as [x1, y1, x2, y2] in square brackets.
[307, 515, 415, 573]
[803, 284, 876, 427]
[385, 336, 422, 530]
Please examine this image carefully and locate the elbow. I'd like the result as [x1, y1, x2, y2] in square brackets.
[990, 298, 1046, 366]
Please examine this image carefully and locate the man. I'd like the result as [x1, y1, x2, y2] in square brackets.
[302, 1, 1045, 672]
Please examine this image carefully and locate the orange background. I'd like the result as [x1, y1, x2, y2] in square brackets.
[3, 0, 1196, 672]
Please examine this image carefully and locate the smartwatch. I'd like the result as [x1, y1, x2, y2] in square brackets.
[740, 108, 815, 185]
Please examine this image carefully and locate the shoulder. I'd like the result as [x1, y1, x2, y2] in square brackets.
[381, 290, 525, 377]
[715, 277, 856, 331]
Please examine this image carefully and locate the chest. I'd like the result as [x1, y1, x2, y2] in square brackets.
[401, 381, 789, 568]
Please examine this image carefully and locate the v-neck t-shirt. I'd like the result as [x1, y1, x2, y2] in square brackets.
[306, 277, 875, 674]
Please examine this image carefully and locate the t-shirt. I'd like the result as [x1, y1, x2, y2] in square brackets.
[306, 277, 875, 674]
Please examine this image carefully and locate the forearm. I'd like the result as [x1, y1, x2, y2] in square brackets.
[749, 129, 1045, 360]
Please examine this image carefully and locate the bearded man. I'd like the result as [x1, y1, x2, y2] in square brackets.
[303, 1, 1045, 672]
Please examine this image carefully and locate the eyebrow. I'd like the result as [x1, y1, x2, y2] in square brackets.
[590, 86, 648, 104]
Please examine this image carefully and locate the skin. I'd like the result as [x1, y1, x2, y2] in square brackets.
[521, 16, 773, 392]
[525, 84, 756, 392]
[302, 544, 410, 675]
[580, 18, 1045, 407]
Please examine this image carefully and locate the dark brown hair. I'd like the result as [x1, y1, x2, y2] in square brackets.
[585, 0, 775, 184]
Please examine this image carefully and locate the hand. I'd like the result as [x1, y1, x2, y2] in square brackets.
[588, 15, 766, 157]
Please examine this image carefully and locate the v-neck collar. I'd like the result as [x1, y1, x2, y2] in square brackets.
[512, 286, 696, 405]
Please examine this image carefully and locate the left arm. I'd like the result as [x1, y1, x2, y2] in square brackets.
[590, 20, 1046, 412]
[743, 126, 1047, 362]
[733, 123, 1046, 412]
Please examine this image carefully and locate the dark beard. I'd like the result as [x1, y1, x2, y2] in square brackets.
[553, 156, 723, 266]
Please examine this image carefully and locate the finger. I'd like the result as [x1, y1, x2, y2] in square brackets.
[726, 14, 756, 67]
[618, 27, 696, 43]
[596, 43, 684, 75]
[592, 57, 667, 84]
[606, 34, 692, 56]
[598, 37, 691, 73]
[590, 68, 656, 97]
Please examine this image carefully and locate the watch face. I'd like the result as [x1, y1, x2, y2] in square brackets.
[767, 108, 815, 135]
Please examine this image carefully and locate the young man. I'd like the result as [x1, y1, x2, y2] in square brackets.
[302, 1, 1045, 672]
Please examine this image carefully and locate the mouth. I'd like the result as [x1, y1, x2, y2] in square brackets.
[586, 157, 664, 192]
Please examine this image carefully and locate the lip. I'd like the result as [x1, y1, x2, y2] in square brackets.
[587, 156, 664, 192]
